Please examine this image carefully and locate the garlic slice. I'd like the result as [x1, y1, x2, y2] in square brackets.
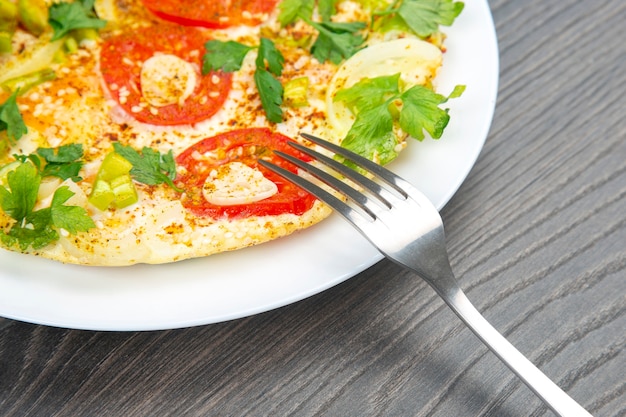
[140, 53, 197, 107]
[203, 162, 278, 206]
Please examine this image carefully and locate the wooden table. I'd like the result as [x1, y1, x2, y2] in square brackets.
[1, 0, 624, 415]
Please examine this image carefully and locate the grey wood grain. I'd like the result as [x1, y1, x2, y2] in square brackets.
[1, 0, 625, 416]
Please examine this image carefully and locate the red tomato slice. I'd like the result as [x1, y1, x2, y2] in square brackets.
[100, 24, 231, 126]
[175, 128, 317, 219]
[140, 0, 279, 28]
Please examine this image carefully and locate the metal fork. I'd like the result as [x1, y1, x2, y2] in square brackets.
[259, 132, 593, 417]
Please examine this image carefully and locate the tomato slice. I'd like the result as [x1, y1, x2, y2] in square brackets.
[175, 128, 317, 219]
[140, 0, 279, 29]
[100, 24, 231, 126]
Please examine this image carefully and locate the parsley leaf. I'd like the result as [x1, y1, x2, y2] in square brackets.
[398, 0, 464, 37]
[334, 73, 463, 162]
[202, 38, 286, 123]
[255, 38, 285, 122]
[373, 0, 464, 38]
[0, 90, 27, 145]
[399, 85, 450, 140]
[341, 105, 398, 164]
[278, 0, 315, 26]
[1, 215, 58, 251]
[277, 0, 366, 64]
[0, 162, 94, 251]
[112, 143, 182, 192]
[203, 40, 253, 73]
[256, 37, 285, 76]
[14, 144, 84, 181]
[36, 144, 84, 181]
[277, 0, 341, 24]
[48, 0, 107, 41]
[334, 74, 400, 112]
[0, 162, 40, 222]
[318, 0, 339, 21]
[309, 21, 366, 64]
[50, 186, 95, 234]
[255, 69, 284, 123]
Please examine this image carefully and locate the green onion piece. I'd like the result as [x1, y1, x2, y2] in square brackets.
[283, 76, 309, 108]
[17, 0, 48, 36]
[0, 31, 11, 53]
[63, 36, 78, 53]
[1, 68, 57, 94]
[0, 0, 17, 29]
[71, 28, 99, 43]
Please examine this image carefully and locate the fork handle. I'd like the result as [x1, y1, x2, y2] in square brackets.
[437, 285, 593, 417]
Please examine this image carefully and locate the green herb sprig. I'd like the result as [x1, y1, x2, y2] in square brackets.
[335, 73, 464, 163]
[0, 162, 95, 250]
[48, 0, 107, 41]
[278, 0, 366, 64]
[0, 90, 27, 147]
[112, 142, 182, 192]
[203, 38, 285, 123]
[371, 0, 464, 38]
[15, 144, 85, 181]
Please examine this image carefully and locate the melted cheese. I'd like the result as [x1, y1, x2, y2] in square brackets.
[140, 53, 197, 107]
[203, 162, 278, 206]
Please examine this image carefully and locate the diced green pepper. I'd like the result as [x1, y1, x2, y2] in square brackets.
[109, 175, 137, 209]
[88, 177, 115, 211]
[88, 151, 138, 210]
[97, 151, 132, 181]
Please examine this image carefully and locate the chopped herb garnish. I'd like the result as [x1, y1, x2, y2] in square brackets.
[278, 0, 366, 63]
[0, 162, 95, 251]
[202, 41, 254, 73]
[277, 0, 316, 26]
[48, 0, 107, 41]
[203, 38, 286, 123]
[335, 73, 464, 163]
[255, 38, 285, 122]
[308, 20, 366, 64]
[112, 142, 182, 192]
[0, 90, 27, 145]
[14, 144, 85, 181]
[372, 0, 464, 38]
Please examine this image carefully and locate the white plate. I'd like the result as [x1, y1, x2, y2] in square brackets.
[0, 0, 499, 331]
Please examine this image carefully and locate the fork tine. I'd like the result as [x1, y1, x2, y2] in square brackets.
[299, 132, 408, 198]
[271, 150, 384, 217]
[286, 141, 398, 207]
[258, 159, 373, 224]
[300, 133, 437, 211]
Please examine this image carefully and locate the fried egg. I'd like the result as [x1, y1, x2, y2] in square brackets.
[0, 0, 444, 265]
